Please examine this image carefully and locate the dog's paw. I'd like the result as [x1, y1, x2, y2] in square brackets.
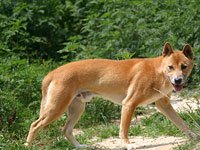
[24, 142, 30, 147]
[75, 144, 88, 149]
[126, 143, 136, 150]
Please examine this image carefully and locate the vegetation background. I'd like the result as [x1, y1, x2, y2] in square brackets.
[0, 0, 199, 149]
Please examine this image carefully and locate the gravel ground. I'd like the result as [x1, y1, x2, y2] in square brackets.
[89, 93, 199, 150]
[91, 136, 186, 150]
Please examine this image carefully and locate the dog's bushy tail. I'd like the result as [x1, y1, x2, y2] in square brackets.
[39, 74, 52, 117]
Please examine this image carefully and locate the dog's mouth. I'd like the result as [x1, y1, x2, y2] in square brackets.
[172, 84, 184, 92]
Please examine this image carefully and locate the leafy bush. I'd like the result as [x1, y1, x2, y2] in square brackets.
[0, 0, 86, 60]
[0, 57, 58, 130]
[60, 1, 200, 59]
[1, 1, 200, 64]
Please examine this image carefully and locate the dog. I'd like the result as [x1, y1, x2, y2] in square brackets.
[25, 42, 196, 149]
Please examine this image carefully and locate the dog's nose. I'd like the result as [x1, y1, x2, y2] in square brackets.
[174, 78, 182, 84]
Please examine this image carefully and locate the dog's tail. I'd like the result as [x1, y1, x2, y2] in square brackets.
[39, 74, 52, 117]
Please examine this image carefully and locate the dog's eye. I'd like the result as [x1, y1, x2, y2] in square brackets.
[168, 65, 174, 71]
[181, 64, 187, 70]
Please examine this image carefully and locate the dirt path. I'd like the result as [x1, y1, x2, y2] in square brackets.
[91, 136, 186, 150]
[89, 93, 199, 150]
[170, 94, 199, 112]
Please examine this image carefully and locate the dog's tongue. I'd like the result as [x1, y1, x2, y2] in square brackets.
[173, 84, 183, 92]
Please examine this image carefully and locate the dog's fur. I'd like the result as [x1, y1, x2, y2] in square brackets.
[25, 42, 196, 149]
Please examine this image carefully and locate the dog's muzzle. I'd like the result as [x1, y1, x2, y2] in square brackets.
[172, 76, 186, 92]
[166, 75, 186, 92]
[172, 83, 184, 92]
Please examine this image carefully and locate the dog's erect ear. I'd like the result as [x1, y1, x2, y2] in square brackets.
[162, 42, 174, 57]
[182, 44, 193, 60]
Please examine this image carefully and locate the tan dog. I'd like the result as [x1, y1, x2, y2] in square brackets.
[25, 42, 196, 149]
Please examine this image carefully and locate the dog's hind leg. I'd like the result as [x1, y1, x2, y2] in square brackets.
[63, 97, 86, 148]
[25, 82, 75, 146]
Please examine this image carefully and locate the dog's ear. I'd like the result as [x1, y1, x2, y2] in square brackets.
[182, 44, 193, 60]
[162, 42, 174, 57]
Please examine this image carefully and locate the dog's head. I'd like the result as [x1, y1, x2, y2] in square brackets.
[162, 42, 194, 92]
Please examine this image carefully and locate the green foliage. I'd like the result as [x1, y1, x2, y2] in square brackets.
[0, 0, 85, 60]
[60, 1, 200, 61]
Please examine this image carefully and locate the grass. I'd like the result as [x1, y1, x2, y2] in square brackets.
[1, 85, 199, 149]
[174, 142, 197, 150]
[1, 109, 199, 149]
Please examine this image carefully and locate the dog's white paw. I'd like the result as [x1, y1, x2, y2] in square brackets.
[75, 144, 88, 149]
[24, 142, 30, 147]
[126, 143, 136, 150]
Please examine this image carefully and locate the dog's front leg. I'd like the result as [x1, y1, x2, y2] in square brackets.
[155, 97, 197, 139]
[119, 100, 137, 145]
